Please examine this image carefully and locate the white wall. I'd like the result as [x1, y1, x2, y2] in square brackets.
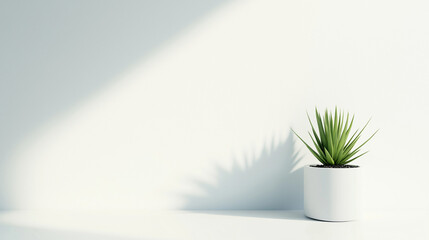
[1, 0, 428, 211]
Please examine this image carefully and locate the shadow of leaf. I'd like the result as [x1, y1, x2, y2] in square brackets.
[182, 130, 303, 210]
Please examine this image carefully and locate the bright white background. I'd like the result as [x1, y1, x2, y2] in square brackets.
[0, 0, 428, 212]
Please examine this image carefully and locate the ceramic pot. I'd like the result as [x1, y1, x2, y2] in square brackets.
[304, 165, 362, 221]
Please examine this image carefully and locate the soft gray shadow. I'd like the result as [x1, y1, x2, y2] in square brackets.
[190, 210, 310, 221]
[0, 0, 230, 209]
[182, 130, 304, 211]
[0, 223, 143, 240]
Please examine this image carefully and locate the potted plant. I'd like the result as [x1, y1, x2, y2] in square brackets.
[293, 107, 377, 221]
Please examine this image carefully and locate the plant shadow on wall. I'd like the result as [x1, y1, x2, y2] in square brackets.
[182, 131, 305, 218]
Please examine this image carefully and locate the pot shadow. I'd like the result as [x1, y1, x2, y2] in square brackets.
[182, 130, 307, 220]
[189, 210, 310, 221]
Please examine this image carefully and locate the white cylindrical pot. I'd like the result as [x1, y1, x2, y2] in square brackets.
[304, 165, 362, 221]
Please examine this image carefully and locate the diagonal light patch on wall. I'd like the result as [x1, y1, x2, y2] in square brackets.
[0, 0, 234, 209]
[1, 0, 314, 210]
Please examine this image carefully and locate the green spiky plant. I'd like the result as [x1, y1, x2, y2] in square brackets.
[292, 107, 378, 166]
